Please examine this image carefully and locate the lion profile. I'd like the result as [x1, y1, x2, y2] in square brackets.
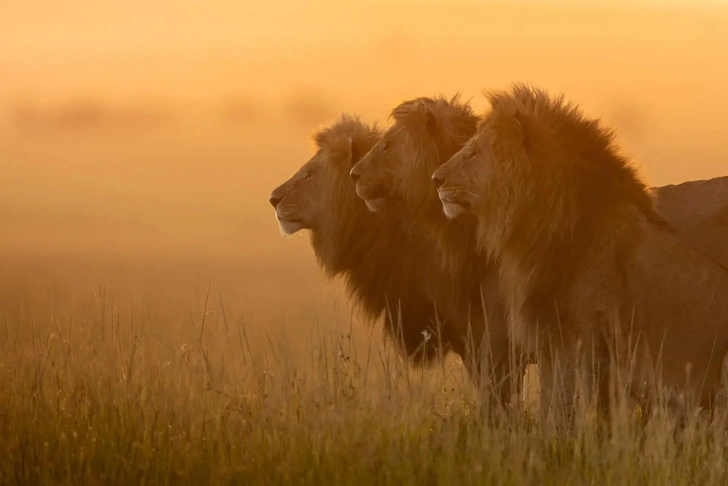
[269, 114, 458, 365]
[433, 83, 728, 422]
[349, 95, 530, 408]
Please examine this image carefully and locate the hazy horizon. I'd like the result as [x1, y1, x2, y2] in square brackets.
[2, 0, 727, 264]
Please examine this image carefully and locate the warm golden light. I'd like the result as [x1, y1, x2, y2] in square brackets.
[2, 3, 728, 480]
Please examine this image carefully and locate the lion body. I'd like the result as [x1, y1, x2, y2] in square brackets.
[433, 84, 728, 419]
[653, 176, 728, 269]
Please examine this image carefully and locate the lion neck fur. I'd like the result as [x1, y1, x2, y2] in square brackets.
[479, 84, 672, 325]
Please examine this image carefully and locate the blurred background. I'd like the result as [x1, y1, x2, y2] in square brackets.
[1, 0, 727, 354]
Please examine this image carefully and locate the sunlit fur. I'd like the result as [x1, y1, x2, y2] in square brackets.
[350, 95, 532, 406]
[435, 83, 728, 421]
[269, 114, 458, 366]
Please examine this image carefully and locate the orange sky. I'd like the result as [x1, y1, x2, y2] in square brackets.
[2, 1, 727, 258]
[3, 1, 727, 100]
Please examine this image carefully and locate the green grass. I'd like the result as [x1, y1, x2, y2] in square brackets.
[1, 266, 728, 485]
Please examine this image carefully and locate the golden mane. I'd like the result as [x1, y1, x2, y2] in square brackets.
[367, 95, 532, 399]
[390, 94, 478, 147]
[388, 94, 480, 216]
[465, 84, 728, 417]
[307, 114, 456, 365]
[479, 83, 674, 293]
[384, 95, 487, 277]
[312, 114, 380, 164]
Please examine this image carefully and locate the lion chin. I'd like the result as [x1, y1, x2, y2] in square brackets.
[364, 197, 386, 213]
[277, 218, 305, 236]
[438, 191, 467, 219]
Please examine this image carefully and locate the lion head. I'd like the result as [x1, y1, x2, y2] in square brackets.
[349, 94, 480, 218]
[270, 114, 380, 239]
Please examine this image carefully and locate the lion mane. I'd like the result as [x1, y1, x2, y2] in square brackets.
[465, 83, 728, 415]
[386, 95, 485, 276]
[306, 115, 456, 365]
[477, 85, 672, 294]
[353, 95, 532, 403]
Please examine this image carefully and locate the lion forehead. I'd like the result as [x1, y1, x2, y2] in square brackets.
[461, 138, 479, 157]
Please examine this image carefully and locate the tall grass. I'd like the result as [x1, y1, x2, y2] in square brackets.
[1, 256, 727, 485]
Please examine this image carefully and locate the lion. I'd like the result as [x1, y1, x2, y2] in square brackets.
[432, 83, 728, 425]
[269, 114, 460, 365]
[652, 176, 728, 269]
[349, 95, 530, 410]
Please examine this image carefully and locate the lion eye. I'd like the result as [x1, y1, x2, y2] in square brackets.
[304, 171, 314, 179]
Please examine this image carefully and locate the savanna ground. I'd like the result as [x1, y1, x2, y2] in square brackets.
[3, 120, 728, 486]
[6, 239, 728, 485]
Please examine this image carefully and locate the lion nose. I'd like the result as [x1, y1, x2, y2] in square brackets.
[350, 170, 361, 183]
[269, 194, 282, 208]
[432, 173, 445, 189]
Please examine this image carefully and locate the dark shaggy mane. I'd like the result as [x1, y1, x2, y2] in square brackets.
[489, 83, 673, 238]
[312, 114, 381, 163]
[387, 94, 485, 272]
[381, 95, 508, 365]
[390, 93, 480, 151]
[480, 84, 677, 326]
[308, 115, 455, 366]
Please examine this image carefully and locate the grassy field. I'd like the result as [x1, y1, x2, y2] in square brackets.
[1, 252, 728, 485]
